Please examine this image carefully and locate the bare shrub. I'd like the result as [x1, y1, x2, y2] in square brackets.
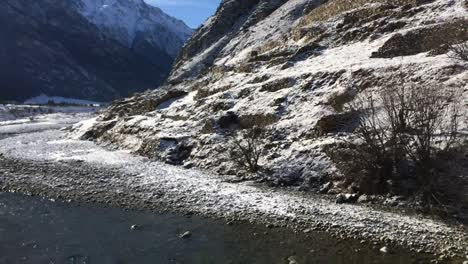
[345, 82, 461, 202]
[324, 141, 391, 194]
[448, 42, 468, 61]
[301, 0, 423, 26]
[228, 127, 265, 173]
[301, 0, 373, 25]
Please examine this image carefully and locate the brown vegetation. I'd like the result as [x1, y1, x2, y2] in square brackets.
[449, 42, 468, 61]
[327, 80, 464, 209]
[228, 127, 265, 173]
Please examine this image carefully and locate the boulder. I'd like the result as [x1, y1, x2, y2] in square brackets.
[314, 112, 358, 136]
[335, 193, 360, 204]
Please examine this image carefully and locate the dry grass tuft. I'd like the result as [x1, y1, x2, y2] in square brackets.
[301, 0, 377, 25]
[301, 0, 429, 25]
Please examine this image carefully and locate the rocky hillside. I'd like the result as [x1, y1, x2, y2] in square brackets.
[0, 0, 192, 102]
[76, 0, 468, 196]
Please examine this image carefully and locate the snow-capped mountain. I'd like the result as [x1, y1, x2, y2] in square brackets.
[75, 0, 193, 58]
[0, 0, 193, 103]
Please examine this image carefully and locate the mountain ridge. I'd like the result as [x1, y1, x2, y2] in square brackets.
[0, 0, 193, 102]
[76, 0, 192, 57]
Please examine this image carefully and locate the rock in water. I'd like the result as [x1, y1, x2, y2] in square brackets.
[287, 256, 299, 264]
[179, 231, 191, 239]
[379, 246, 390, 254]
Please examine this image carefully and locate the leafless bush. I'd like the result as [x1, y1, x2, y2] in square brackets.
[448, 42, 468, 61]
[228, 127, 265, 173]
[345, 82, 461, 201]
[324, 141, 391, 194]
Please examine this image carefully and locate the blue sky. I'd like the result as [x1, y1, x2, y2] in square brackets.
[145, 0, 222, 28]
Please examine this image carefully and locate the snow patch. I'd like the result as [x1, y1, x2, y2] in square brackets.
[24, 94, 102, 106]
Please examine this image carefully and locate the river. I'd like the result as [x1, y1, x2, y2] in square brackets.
[0, 192, 434, 264]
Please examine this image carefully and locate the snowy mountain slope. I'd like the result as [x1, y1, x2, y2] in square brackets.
[75, 0, 192, 57]
[77, 0, 468, 192]
[0, 0, 193, 102]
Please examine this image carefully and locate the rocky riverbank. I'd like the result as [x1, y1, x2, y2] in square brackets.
[0, 128, 466, 263]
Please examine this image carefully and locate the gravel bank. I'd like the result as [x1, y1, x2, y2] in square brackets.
[0, 129, 466, 262]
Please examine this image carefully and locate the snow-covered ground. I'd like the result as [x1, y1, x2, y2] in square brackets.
[83, 0, 468, 181]
[23, 94, 102, 106]
[0, 105, 97, 136]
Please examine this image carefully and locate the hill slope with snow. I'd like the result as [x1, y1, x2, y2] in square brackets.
[78, 0, 468, 199]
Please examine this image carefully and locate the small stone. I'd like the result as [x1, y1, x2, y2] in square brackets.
[303, 228, 312, 234]
[383, 196, 401, 207]
[319, 182, 332, 194]
[357, 195, 371, 203]
[130, 225, 140, 230]
[179, 231, 191, 239]
[287, 256, 298, 264]
[379, 246, 389, 254]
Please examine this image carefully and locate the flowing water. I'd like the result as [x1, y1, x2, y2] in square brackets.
[0, 192, 435, 264]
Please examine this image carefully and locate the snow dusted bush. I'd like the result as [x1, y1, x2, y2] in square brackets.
[449, 42, 468, 61]
[227, 127, 265, 173]
[331, 81, 463, 205]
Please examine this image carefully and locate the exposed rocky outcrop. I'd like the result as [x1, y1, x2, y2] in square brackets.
[372, 20, 468, 58]
[75, 0, 468, 204]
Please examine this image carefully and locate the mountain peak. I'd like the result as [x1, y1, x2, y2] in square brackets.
[0, 0, 194, 102]
[76, 0, 193, 55]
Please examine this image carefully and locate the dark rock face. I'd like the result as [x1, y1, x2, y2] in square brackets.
[0, 0, 190, 102]
[169, 0, 289, 81]
[172, 0, 261, 69]
[99, 89, 188, 120]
